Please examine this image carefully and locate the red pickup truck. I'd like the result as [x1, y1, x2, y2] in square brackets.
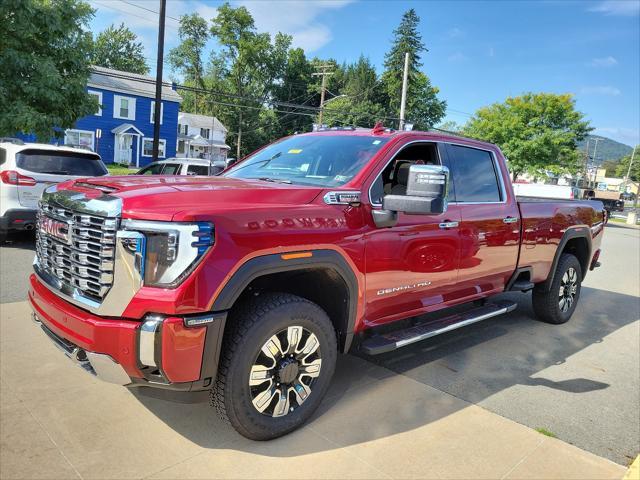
[29, 127, 605, 440]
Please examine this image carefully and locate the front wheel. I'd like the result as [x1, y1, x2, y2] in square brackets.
[211, 293, 337, 440]
[532, 253, 582, 324]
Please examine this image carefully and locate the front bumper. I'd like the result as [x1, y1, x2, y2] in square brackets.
[32, 312, 131, 385]
[28, 273, 227, 393]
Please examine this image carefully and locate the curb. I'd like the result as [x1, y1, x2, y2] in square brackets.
[623, 455, 639, 480]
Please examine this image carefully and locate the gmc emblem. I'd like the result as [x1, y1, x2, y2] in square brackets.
[40, 216, 70, 244]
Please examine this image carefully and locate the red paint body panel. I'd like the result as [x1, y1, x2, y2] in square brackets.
[161, 318, 206, 383]
[28, 274, 143, 378]
[29, 130, 606, 386]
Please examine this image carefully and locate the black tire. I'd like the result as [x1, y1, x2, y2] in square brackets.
[532, 253, 582, 324]
[211, 292, 337, 440]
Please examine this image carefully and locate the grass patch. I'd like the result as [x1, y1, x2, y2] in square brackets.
[535, 427, 557, 438]
[609, 217, 640, 225]
[106, 164, 135, 175]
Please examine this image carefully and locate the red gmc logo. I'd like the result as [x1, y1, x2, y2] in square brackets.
[40, 216, 70, 244]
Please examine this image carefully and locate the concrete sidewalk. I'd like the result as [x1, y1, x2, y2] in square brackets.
[0, 301, 625, 479]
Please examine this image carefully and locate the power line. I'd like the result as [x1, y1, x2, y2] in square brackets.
[92, 1, 179, 30]
[119, 0, 181, 23]
[91, 68, 403, 122]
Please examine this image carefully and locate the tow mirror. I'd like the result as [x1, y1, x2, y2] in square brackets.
[373, 165, 449, 228]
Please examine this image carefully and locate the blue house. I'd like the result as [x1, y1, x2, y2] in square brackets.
[60, 66, 182, 167]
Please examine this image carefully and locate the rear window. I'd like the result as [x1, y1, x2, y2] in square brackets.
[161, 164, 181, 175]
[449, 145, 502, 202]
[186, 165, 209, 175]
[16, 149, 107, 176]
[0, 148, 5, 166]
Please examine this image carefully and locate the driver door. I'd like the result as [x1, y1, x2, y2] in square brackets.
[363, 141, 462, 327]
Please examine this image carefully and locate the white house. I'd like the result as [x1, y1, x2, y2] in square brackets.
[177, 112, 229, 161]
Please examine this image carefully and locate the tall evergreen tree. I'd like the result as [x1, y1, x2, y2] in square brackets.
[381, 9, 446, 129]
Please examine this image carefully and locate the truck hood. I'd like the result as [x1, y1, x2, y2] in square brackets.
[70, 175, 324, 221]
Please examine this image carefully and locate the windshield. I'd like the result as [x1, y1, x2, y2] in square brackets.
[223, 135, 390, 187]
[16, 149, 107, 176]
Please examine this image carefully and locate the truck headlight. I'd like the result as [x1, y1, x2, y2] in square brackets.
[120, 220, 214, 287]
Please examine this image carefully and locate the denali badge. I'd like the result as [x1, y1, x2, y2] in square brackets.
[40, 216, 70, 244]
[377, 281, 431, 296]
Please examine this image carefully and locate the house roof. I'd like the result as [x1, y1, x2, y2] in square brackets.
[111, 123, 144, 135]
[89, 66, 182, 103]
[178, 112, 228, 132]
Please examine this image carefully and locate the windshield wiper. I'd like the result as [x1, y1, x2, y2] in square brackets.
[256, 177, 292, 184]
[39, 170, 70, 175]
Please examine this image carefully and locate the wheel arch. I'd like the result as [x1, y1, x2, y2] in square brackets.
[210, 250, 359, 354]
[544, 228, 592, 290]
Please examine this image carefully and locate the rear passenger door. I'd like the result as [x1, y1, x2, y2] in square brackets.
[445, 143, 520, 296]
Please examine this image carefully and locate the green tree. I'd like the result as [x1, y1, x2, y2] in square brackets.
[381, 9, 446, 129]
[600, 159, 619, 177]
[168, 13, 209, 113]
[272, 48, 316, 137]
[92, 23, 149, 74]
[0, 0, 98, 140]
[209, 3, 291, 157]
[462, 93, 591, 180]
[615, 147, 639, 181]
[322, 56, 385, 127]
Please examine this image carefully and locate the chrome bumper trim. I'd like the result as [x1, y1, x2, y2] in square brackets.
[32, 313, 131, 386]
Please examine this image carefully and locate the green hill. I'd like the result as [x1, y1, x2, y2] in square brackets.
[577, 135, 633, 165]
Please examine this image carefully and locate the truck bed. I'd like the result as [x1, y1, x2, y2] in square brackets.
[516, 198, 605, 284]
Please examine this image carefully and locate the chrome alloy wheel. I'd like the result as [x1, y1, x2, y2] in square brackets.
[249, 326, 322, 417]
[559, 267, 578, 313]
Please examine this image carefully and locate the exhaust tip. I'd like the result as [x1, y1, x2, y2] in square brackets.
[24, 224, 35, 231]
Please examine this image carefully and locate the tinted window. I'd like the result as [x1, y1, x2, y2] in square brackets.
[224, 135, 390, 187]
[187, 165, 209, 175]
[16, 149, 107, 176]
[0, 148, 5, 166]
[161, 164, 181, 175]
[449, 145, 501, 202]
[138, 163, 164, 175]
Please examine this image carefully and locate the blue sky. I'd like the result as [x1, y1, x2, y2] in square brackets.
[88, 0, 640, 146]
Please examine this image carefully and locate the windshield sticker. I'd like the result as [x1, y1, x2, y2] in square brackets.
[372, 140, 382, 145]
[288, 149, 303, 154]
[334, 175, 350, 182]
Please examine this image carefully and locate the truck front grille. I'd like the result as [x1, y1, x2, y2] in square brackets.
[35, 203, 119, 301]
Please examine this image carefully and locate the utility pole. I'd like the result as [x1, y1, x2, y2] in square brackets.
[312, 64, 334, 127]
[152, 0, 166, 161]
[625, 144, 636, 180]
[399, 52, 410, 130]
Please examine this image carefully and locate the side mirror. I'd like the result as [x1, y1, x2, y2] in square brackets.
[374, 165, 449, 227]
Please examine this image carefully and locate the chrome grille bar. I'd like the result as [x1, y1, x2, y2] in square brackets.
[36, 203, 118, 301]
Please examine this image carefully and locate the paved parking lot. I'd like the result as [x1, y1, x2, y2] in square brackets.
[0, 225, 637, 479]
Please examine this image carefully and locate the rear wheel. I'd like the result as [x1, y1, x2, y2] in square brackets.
[211, 293, 337, 440]
[532, 253, 582, 324]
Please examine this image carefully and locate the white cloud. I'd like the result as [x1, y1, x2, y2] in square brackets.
[587, 56, 618, 67]
[579, 85, 622, 96]
[447, 52, 467, 62]
[488, 46, 495, 57]
[588, 1, 640, 16]
[234, 0, 353, 52]
[592, 127, 640, 146]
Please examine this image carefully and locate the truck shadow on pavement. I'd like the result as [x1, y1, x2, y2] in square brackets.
[133, 286, 638, 455]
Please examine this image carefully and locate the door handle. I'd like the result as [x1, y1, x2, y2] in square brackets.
[438, 221, 459, 229]
[503, 216, 518, 224]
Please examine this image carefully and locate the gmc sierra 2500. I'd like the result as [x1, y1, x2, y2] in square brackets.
[29, 126, 605, 440]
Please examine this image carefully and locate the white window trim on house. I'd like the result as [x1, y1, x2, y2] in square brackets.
[142, 137, 166, 158]
[88, 90, 102, 116]
[64, 129, 95, 151]
[150, 101, 164, 125]
[113, 95, 136, 120]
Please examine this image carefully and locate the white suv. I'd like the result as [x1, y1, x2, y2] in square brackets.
[136, 157, 230, 176]
[0, 139, 108, 240]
